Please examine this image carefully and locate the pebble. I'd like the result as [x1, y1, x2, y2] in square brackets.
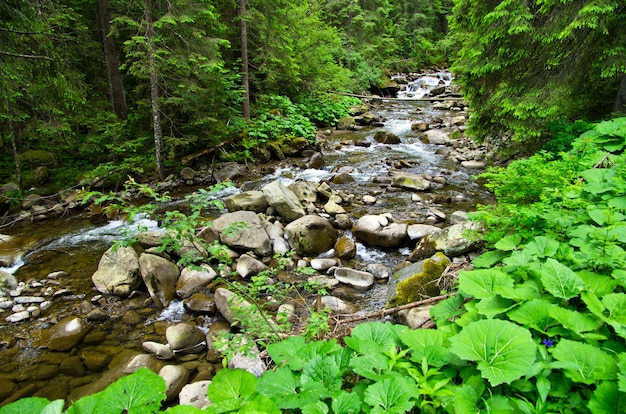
[5, 311, 30, 322]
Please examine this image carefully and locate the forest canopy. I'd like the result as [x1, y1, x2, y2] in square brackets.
[0, 0, 624, 193]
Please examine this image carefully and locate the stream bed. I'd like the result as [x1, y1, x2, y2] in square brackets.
[0, 88, 495, 406]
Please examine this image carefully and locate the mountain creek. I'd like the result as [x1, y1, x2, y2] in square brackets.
[0, 73, 495, 408]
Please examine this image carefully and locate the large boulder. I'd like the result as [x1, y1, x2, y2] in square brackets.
[139, 253, 181, 309]
[262, 180, 305, 222]
[224, 191, 268, 213]
[386, 253, 451, 307]
[284, 215, 337, 256]
[352, 215, 408, 248]
[91, 246, 141, 297]
[212, 211, 272, 256]
[374, 130, 401, 144]
[421, 129, 450, 145]
[409, 221, 484, 262]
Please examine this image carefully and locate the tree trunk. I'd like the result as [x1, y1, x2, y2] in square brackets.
[144, 0, 165, 180]
[615, 73, 626, 114]
[97, 0, 127, 120]
[239, 0, 250, 120]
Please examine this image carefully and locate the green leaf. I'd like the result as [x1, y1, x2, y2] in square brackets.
[588, 381, 626, 413]
[350, 353, 390, 381]
[301, 354, 342, 396]
[363, 377, 416, 414]
[163, 406, 205, 413]
[602, 293, 626, 324]
[239, 395, 282, 414]
[207, 369, 257, 403]
[494, 234, 524, 251]
[523, 236, 560, 258]
[331, 391, 362, 414]
[266, 336, 307, 366]
[458, 269, 515, 299]
[578, 270, 618, 296]
[0, 398, 56, 414]
[399, 329, 457, 367]
[93, 368, 165, 414]
[550, 339, 618, 384]
[301, 400, 329, 414]
[472, 250, 509, 268]
[507, 299, 557, 332]
[256, 367, 303, 409]
[476, 296, 516, 318]
[344, 322, 403, 354]
[537, 258, 585, 299]
[549, 307, 601, 335]
[450, 319, 537, 386]
[430, 294, 466, 327]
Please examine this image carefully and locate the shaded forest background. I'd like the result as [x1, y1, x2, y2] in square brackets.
[1, 0, 624, 194]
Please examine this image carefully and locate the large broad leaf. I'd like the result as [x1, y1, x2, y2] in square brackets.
[578, 270, 618, 296]
[458, 269, 515, 299]
[588, 381, 626, 414]
[0, 398, 61, 414]
[301, 354, 343, 397]
[476, 296, 516, 318]
[363, 377, 416, 414]
[266, 335, 306, 366]
[331, 391, 363, 414]
[207, 368, 257, 403]
[602, 293, 626, 324]
[507, 298, 557, 333]
[472, 250, 509, 269]
[399, 329, 457, 367]
[523, 236, 560, 258]
[550, 339, 618, 384]
[548, 307, 601, 335]
[430, 294, 466, 327]
[494, 234, 524, 251]
[344, 322, 404, 354]
[79, 368, 166, 414]
[449, 319, 537, 386]
[537, 258, 585, 300]
[256, 366, 318, 409]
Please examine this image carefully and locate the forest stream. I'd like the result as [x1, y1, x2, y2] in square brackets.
[0, 74, 495, 406]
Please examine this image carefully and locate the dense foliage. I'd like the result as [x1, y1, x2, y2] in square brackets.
[450, 0, 626, 147]
[0, 0, 452, 193]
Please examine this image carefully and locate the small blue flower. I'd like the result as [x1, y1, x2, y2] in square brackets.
[542, 338, 555, 347]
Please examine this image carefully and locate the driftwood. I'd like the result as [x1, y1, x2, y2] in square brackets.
[336, 292, 456, 325]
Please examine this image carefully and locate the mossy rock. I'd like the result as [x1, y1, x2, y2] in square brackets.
[18, 150, 57, 169]
[279, 136, 309, 156]
[386, 252, 451, 307]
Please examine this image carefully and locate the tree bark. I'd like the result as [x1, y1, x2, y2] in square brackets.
[239, 0, 250, 120]
[144, 0, 165, 180]
[97, 0, 128, 120]
[615, 73, 626, 114]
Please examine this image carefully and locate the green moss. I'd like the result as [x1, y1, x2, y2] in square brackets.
[389, 253, 451, 307]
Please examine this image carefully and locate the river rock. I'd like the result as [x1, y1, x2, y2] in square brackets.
[409, 221, 484, 261]
[213, 162, 245, 182]
[386, 253, 451, 307]
[224, 191, 268, 213]
[334, 236, 356, 260]
[264, 220, 284, 240]
[307, 275, 340, 289]
[289, 181, 319, 204]
[227, 335, 266, 377]
[236, 254, 269, 278]
[0, 271, 18, 295]
[166, 323, 206, 354]
[366, 263, 390, 280]
[320, 296, 357, 313]
[45, 316, 90, 351]
[59, 356, 86, 377]
[450, 211, 468, 224]
[214, 288, 250, 324]
[176, 264, 217, 299]
[183, 292, 216, 314]
[124, 354, 165, 374]
[306, 152, 325, 169]
[212, 211, 272, 256]
[80, 350, 111, 371]
[159, 364, 190, 402]
[262, 180, 305, 222]
[374, 130, 401, 144]
[140, 253, 180, 309]
[273, 237, 291, 254]
[407, 224, 441, 241]
[142, 341, 174, 360]
[421, 129, 450, 145]
[91, 245, 141, 297]
[352, 215, 408, 248]
[391, 173, 431, 191]
[284, 215, 337, 256]
[310, 258, 338, 271]
[179, 380, 212, 409]
[334, 268, 374, 289]
[180, 167, 196, 180]
[461, 160, 486, 169]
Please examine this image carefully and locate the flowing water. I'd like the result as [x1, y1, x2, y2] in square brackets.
[0, 90, 494, 405]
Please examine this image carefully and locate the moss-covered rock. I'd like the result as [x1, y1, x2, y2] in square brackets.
[17, 150, 57, 169]
[386, 253, 451, 307]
